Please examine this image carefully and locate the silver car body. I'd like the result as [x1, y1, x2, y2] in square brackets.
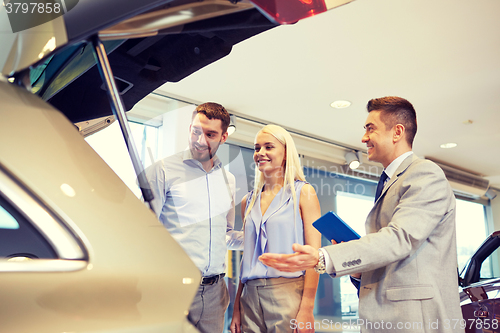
[0, 78, 201, 332]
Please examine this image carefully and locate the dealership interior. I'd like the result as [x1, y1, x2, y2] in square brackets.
[2, 0, 500, 332]
[84, 92, 499, 331]
[73, 0, 500, 331]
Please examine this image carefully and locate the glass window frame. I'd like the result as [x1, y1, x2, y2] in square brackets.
[0, 167, 88, 273]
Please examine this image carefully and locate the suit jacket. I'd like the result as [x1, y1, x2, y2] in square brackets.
[324, 154, 464, 333]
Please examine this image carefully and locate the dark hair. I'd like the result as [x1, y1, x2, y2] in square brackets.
[367, 96, 417, 147]
[192, 102, 230, 134]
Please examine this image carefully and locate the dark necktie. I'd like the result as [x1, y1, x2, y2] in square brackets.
[374, 171, 388, 202]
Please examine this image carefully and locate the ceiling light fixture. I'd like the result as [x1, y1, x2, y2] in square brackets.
[440, 143, 457, 149]
[345, 151, 361, 169]
[330, 100, 351, 109]
[227, 114, 237, 136]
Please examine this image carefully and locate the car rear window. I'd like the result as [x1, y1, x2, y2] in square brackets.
[0, 195, 57, 260]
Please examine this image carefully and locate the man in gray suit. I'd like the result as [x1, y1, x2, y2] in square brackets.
[260, 96, 464, 333]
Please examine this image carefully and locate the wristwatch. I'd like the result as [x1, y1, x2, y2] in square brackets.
[314, 250, 326, 274]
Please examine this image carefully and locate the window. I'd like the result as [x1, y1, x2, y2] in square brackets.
[0, 168, 87, 268]
[480, 247, 499, 280]
[0, 205, 18, 229]
[0, 194, 57, 260]
[85, 122, 144, 198]
[335, 191, 373, 319]
[456, 199, 488, 273]
[336, 191, 372, 237]
[84, 95, 192, 199]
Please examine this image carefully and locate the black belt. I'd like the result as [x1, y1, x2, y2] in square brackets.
[201, 273, 225, 285]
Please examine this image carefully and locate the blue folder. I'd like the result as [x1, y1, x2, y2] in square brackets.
[312, 211, 360, 243]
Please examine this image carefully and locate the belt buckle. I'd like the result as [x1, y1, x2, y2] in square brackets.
[201, 275, 215, 285]
[201, 277, 214, 285]
[201, 273, 224, 286]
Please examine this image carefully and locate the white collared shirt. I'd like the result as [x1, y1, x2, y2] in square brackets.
[145, 149, 243, 277]
[384, 151, 413, 181]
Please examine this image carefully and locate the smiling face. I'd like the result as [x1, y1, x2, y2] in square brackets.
[253, 132, 286, 178]
[189, 113, 227, 163]
[362, 110, 397, 168]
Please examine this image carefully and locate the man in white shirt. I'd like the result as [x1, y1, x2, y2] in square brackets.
[145, 102, 242, 333]
[260, 96, 464, 333]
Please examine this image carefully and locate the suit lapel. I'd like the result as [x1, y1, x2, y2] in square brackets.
[374, 154, 419, 205]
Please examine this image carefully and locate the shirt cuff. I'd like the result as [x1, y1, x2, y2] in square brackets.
[319, 248, 335, 275]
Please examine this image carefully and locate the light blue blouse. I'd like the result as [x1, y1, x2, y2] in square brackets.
[240, 180, 306, 283]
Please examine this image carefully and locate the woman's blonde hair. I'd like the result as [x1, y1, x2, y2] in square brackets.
[244, 124, 305, 224]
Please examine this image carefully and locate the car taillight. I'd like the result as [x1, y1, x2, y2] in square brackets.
[250, 0, 354, 24]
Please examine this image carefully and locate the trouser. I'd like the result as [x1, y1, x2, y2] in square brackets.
[240, 276, 304, 333]
[188, 278, 230, 333]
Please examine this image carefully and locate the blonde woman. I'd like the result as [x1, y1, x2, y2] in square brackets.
[230, 125, 321, 333]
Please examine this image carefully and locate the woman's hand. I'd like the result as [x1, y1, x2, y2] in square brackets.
[231, 281, 244, 333]
[229, 307, 242, 333]
[294, 309, 315, 333]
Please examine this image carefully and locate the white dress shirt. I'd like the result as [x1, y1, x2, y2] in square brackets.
[145, 149, 243, 277]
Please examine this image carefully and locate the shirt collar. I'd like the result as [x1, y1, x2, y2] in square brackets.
[384, 151, 413, 179]
[182, 148, 222, 170]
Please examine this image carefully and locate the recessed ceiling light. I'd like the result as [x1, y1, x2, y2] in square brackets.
[330, 100, 351, 109]
[440, 143, 457, 149]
